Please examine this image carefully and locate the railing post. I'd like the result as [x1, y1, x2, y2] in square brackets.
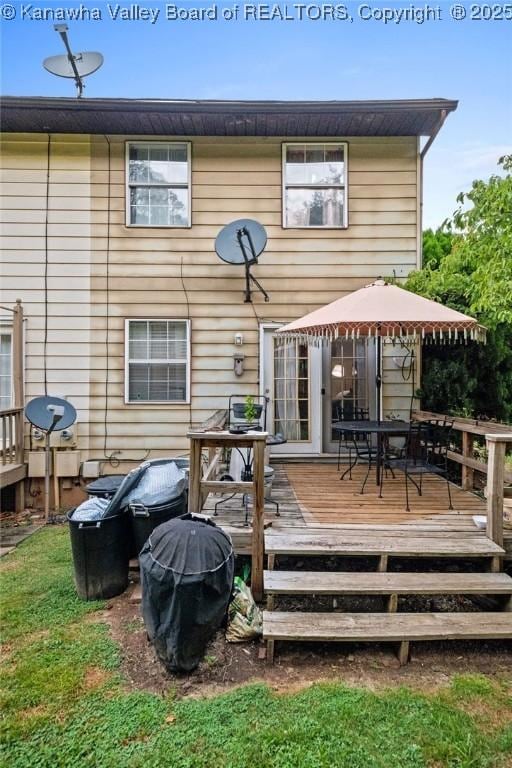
[485, 434, 509, 547]
[461, 432, 474, 490]
[12, 299, 24, 464]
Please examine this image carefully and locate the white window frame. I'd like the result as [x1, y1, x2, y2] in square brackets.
[0, 324, 13, 411]
[125, 141, 192, 228]
[124, 318, 191, 405]
[282, 141, 348, 229]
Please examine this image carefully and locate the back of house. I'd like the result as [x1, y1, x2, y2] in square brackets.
[0, 96, 456, 493]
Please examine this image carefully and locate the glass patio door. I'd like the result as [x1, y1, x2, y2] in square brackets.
[322, 338, 373, 453]
[261, 326, 321, 454]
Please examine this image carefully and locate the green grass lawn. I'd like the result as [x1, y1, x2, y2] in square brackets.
[1, 526, 511, 768]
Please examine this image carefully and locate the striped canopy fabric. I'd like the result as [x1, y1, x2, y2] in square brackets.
[277, 281, 486, 345]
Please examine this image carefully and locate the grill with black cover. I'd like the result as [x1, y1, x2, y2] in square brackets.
[140, 514, 234, 673]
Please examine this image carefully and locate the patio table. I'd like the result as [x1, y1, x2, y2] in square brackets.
[332, 420, 410, 490]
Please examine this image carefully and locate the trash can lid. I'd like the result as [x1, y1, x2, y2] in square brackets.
[86, 475, 126, 494]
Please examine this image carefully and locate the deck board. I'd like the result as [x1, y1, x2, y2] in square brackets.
[0, 462, 26, 490]
[263, 611, 512, 642]
[264, 570, 512, 595]
[265, 531, 503, 557]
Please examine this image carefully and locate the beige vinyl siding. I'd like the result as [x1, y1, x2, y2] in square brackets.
[0, 134, 92, 453]
[0, 132, 418, 461]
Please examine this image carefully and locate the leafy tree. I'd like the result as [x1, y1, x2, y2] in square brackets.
[421, 226, 457, 269]
[406, 156, 512, 422]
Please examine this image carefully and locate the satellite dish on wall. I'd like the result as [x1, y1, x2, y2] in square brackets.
[25, 396, 77, 521]
[42, 25, 104, 98]
[215, 219, 270, 303]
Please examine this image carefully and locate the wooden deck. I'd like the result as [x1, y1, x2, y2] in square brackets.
[0, 462, 26, 491]
[201, 461, 511, 559]
[204, 462, 487, 539]
[199, 459, 512, 662]
[285, 463, 486, 526]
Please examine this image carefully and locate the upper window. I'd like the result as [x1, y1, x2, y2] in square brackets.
[125, 319, 190, 403]
[283, 143, 347, 228]
[126, 142, 191, 227]
[0, 329, 12, 411]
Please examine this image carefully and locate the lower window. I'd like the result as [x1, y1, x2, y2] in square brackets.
[125, 319, 190, 403]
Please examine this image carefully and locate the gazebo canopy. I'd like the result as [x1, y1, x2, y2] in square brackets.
[277, 281, 486, 344]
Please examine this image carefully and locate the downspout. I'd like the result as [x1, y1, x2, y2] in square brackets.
[420, 108, 448, 161]
[418, 108, 448, 269]
[415, 108, 447, 414]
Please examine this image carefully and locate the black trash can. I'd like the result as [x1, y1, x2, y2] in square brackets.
[67, 510, 130, 601]
[86, 475, 126, 500]
[130, 491, 187, 554]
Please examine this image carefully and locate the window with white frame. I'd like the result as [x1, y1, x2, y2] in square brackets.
[125, 320, 190, 403]
[0, 329, 12, 411]
[127, 142, 190, 227]
[283, 143, 347, 228]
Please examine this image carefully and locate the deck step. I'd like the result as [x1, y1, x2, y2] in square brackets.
[265, 532, 504, 558]
[264, 570, 512, 596]
[263, 610, 512, 642]
[263, 611, 512, 664]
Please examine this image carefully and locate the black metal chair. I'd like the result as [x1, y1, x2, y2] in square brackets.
[336, 406, 368, 474]
[337, 407, 381, 495]
[382, 418, 454, 511]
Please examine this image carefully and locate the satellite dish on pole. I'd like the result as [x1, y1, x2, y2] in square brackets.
[215, 219, 270, 303]
[25, 396, 77, 521]
[43, 25, 104, 97]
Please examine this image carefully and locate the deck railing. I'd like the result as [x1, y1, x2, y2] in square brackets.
[413, 410, 512, 487]
[413, 410, 512, 547]
[0, 299, 25, 469]
[0, 407, 24, 465]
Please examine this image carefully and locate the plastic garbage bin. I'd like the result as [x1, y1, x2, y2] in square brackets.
[67, 509, 130, 601]
[130, 491, 187, 553]
[86, 475, 126, 500]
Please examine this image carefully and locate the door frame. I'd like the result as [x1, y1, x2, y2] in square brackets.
[259, 322, 322, 455]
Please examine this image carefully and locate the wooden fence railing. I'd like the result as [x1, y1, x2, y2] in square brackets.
[413, 410, 512, 547]
[413, 410, 512, 487]
[0, 407, 24, 466]
[0, 300, 26, 511]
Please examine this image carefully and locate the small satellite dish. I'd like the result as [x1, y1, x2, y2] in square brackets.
[25, 396, 77, 522]
[25, 396, 77, 433]
[215, 219, 270, 303]
[43, 52, 104, 79]
[42, 25, 104, 98]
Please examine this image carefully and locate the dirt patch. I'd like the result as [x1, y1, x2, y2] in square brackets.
[83, 665, 114, 691]
[99, 571, 512, 701]
[17, 704, 49, 722]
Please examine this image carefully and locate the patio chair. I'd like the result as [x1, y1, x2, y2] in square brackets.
[381, 418, 454, 512]
[337, 408, 382, 495]
[336, 406, 371, 476]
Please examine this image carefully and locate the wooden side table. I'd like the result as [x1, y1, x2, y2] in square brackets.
[187, 429, 268, 601]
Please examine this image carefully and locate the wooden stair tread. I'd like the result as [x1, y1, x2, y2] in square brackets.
[265, 532, 504, 557]
[264, 570, 512, 595]
[263, 611, 512, 641]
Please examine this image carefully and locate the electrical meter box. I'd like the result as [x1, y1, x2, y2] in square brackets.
[55, 451, 81, 478]
[28, 451, 50, 478]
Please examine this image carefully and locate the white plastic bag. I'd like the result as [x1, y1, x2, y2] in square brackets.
[122, 462, 187, 507]
[72, 497, 110, 522]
